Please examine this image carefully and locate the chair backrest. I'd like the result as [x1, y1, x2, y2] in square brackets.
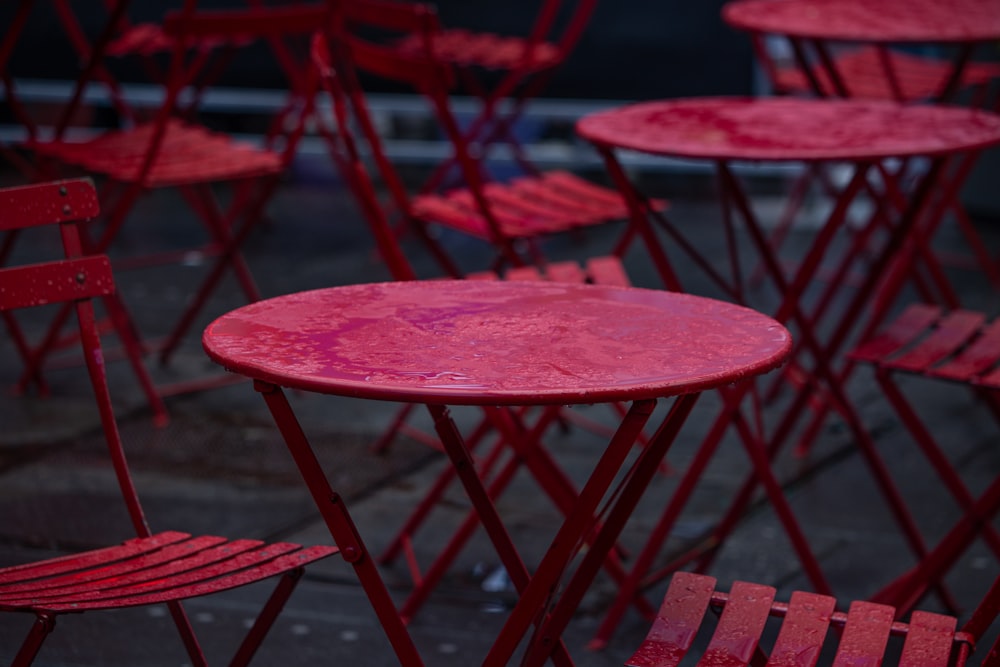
[0, 178, 151, 538]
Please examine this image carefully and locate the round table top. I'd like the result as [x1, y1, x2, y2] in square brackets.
[722, 0, 1000, 44]
[576, 97, 1000, 162]
[202, 280, 791, 406]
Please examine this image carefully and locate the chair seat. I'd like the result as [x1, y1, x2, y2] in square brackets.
[849, 303, 1000, 388]
[775, 46, 1000, 100]
[0, 531, 337, 613]
[411, 170, 666, 239]
[29, 120, 284, 187]
[395, 29, 562, 70]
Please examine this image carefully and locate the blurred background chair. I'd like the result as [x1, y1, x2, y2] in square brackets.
[0, 178, 335, 666]
[848, 303, 1000, 614]
[389, 0, 600, 194]
[15, 1, 326, 413]
[316, 0, 667, 281]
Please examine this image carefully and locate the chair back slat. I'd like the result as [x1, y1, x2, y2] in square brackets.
[766, 591, 837, 667]
[0, 256, 115, 311]
[1, 178, 151, 538]
[627, 572, 716, 667]
[832, 601, 895, 667]
[898, 611, 959, 667]
[0, 179, 99, 232]
[696, 581, 776, 667]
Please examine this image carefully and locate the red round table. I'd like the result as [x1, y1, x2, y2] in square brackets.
[203, 279, 791, 666]
[576, 95, 1000, 646]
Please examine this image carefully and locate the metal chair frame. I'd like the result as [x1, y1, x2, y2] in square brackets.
[0, 178, 335, 667]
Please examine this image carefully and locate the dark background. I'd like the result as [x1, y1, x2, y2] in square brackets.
[2, 0, 755, 101]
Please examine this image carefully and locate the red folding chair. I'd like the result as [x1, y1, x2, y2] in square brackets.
[389, 0, 600, 193]
[315, 0, 669, 281]
[627, 570, 999, 667]
[847, 303, 1000, 611]
[18, 1, 326, 394]
[0, 178, 336, 666]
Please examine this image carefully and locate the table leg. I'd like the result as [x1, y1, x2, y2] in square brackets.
[255, 381, 425, 666]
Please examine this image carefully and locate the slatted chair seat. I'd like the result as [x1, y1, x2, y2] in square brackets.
[411, 170, 644, 239]
[850, 303, 1000, 388]
[0, 531, 335, 613]
[774, 46, 1000, 101]
[394, 28, 563, 71]
[30, 120, 284, 187]
[627, 572, 997, 667]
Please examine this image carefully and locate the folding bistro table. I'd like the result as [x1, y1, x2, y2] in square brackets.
[202, 279, 791, 666]
[721, 0, 1000, 103]
[576, 96, 1000, 645]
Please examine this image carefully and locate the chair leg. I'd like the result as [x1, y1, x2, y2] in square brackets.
[229, 567, 307, 667]
[166, 600, 210, 667]
[12, 614, 56, 667]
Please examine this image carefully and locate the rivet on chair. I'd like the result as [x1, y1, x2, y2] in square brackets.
[76, 272, 87, 284]
[59, 186, 67, 196]
[63, 205, 72, 215]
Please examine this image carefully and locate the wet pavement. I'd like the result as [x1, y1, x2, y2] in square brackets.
[0, 154, 998, 665]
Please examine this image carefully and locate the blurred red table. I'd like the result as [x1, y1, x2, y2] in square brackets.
[722, 0, 1000, 102]
[202, 279, 791, 666]
[576, 96, 1000, 645]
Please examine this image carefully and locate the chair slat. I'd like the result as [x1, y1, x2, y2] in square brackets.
[544, 261, 588, 284]
[890, 310, 986, 373]
[766, 591, 837, 667]
[39, 545, 337, 612]
[832, 601, 895, 667]
[696, 581, 776, 667]
[931, 319, 1000, 384]
[586, 256, 631, 287]
[898, 611, 959, 667]
[849, 303, 942, 363]
[0, 179, 99, 231]
[0, 257, 116, 311]
[627, 572, 717, 667]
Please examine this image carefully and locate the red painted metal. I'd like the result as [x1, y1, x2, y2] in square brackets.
[203, 280, 791, 665]
[626, 572, 716, 667]
[768, 591, 838, 667]
[310, 8, 667, 282]
[576, 96, 1000, 647]
[0, 179, 336, 666]
[628, 572, 998, 667]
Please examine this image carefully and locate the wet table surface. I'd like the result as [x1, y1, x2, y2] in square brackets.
[721, 0, 1000, 43]
[202, 279, 792, 406]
